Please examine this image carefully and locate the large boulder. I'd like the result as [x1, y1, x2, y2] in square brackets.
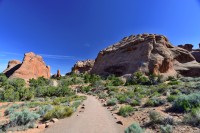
[3, 52, 50, 81]
[91, 34, 200, 77]
[71, 60, 95, 74]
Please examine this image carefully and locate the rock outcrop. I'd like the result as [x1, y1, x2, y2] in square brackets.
[91, 34, 200, 77]
[3, 60, 21, 76]
[52, 69, 61, 78]
[72, 60, 95, 74]
[3, 52, 50, 81]
[178, 44, 193, 51]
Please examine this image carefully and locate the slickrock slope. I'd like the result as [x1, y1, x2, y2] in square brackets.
[3, 52, 50, 81]
[72, 60, 95, 74]
[91, 34, 200, 77]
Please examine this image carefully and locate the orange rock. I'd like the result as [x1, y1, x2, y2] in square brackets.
[3, 52, 50, 81]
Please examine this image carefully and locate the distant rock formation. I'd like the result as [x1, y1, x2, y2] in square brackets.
[3, 52, 50, 81]
[90, 33, 200, 77]
[178, 44, 200, 63]
[178, 44, 193, 51]
[52, 69, 61, 78]
[71, 60, 95, 74]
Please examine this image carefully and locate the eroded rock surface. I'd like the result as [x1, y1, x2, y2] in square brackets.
[3, 52, 50, 81]
[91, 34, 200, 77]
[71, 60, 95, 74]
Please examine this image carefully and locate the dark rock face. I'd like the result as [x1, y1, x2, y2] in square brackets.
[71, 60, 95, 74]
[178, 44, 193, 51]
[3, 52, 50, 81]
[3, 60, 21, 77]
[91, 34, 200, 77]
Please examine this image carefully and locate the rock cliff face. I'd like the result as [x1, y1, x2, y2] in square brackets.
[72, 60, 95, 74]
[3, 52, 50, 81]
[91, 34, 200, 77]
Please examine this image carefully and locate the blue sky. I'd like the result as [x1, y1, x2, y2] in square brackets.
[1, 0, 200, 74]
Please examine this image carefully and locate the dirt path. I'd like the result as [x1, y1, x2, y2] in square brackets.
[44, 95, 123, 133]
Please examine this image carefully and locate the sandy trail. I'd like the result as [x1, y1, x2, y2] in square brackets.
[44, 95, 123, 133]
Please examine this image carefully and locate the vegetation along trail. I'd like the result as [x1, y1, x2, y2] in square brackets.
[44, 94, 123, 133]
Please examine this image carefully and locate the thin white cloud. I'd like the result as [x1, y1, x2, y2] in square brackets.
[1, 51, 76, 60]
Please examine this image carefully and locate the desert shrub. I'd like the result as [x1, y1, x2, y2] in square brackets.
[5, 104, 20, 115]
[116, 94, 129, 104]
[126, 71, 149, 85]
[9, 109, 40, 128]
[98, 92, 108, 99]
[167, 95, 178, 102]
[162, 117, 174, 125]
[18, 87, 34, 101]
[106, 75, 124, 86]
[160, 124, 173, 133]
[172, 93, 200, 112]
[8, 78, 26, 89]
[125, 123, 145, 133]
[106, 98, 118, 106]
[131, 99, 141, 106]
[3, 88, 19, 102]
[80, 86, 91, 93]
[118, 105, 134, 117]
[71, 100, 82, 109]
[0, 73, 8, 86]
[43, 106, 73, 120]
[149, 111, 162, 124]
[145, 97, 166, 107]
[37, 105, 53, 117]
[29, 77, 49, 88]
[168, 79, 180, 85]
[183, 107, 200, 126]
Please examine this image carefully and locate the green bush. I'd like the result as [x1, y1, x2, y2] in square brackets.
[118, 105, 134, 117]
[29, 77, 49, 88]
[183, 107, 200, 126]
[126, 71, 148, 85]
[10, 109, 40, 128]
[145, 97, 166, 107]
[172, 93, 200, 112]
[116, 94, 129, 104]
[167, 95, 177, 102]
[106, 98, 118, 106]
[125, 123, 145, 133]
[149, 111, 162, 124]
[9, 78, 26, 89]
[3, 88, 19, 102]
[37, 105, 53, 117]
[43, 106, 73, 120]
[131, 99, 140, 106]
[160, 125, 173, 133]
[5, 104, 20, 115]
[0, 73, 8, 86]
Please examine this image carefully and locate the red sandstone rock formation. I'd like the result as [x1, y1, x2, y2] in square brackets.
[71, 60, 95, 74]
[90, 34, 200, 77]
[3, 52, 50, 81]
[178, 44, 193, 51]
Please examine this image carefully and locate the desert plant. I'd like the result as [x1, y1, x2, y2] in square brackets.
[118, 105, 134, 117]
[125, 123, 145, 133]
[37, 105, 53, 117]
[131, 99, 140, 106]
[183, 107, 200, 126]
[172, 93, 200, 112]
[4, 104, 20, 115]
[167, 95, 177, 102]
[160, 124, 173, 133]
[9, 109, 40, 128]
[145, 97, 166, 107]
[149, 111, 162, 124]
[106, 98, 118, 106]
[43, 106, 73, 120]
